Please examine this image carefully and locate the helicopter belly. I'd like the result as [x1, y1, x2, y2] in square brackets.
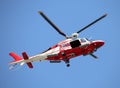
[29, 53, 48, 62]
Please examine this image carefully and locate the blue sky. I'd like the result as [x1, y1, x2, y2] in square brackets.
[0, 0, 120, 88]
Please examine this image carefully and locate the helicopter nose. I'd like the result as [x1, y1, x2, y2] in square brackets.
[92, 40, 104, 49]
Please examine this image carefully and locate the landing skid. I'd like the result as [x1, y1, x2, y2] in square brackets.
[64, 58, 70, 67]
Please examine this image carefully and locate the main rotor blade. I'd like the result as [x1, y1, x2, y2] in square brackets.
[77, 13, 107, 34]
[38, 11, 67, 37]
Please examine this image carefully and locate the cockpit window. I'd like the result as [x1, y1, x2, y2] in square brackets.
[70, 40, 81, 48]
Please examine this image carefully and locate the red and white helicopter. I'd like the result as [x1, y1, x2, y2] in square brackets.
[9, 11, 107, 69]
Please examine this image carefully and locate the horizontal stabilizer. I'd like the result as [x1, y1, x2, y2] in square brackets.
[22, 52, 33, 68]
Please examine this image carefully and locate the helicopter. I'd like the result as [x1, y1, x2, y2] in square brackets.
[9, 11, 107, 69]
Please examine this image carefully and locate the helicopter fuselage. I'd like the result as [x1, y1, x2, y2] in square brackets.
[43, 38, 104, 61]
[26, 38, 104, 65]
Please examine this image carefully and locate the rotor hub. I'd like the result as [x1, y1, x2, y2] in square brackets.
[72, 33, 79, 39]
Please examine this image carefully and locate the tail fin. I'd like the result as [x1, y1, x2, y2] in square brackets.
[9, 52, 23, 63]
[9, 52, 33, 69]
[9, 52, 24, 70]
